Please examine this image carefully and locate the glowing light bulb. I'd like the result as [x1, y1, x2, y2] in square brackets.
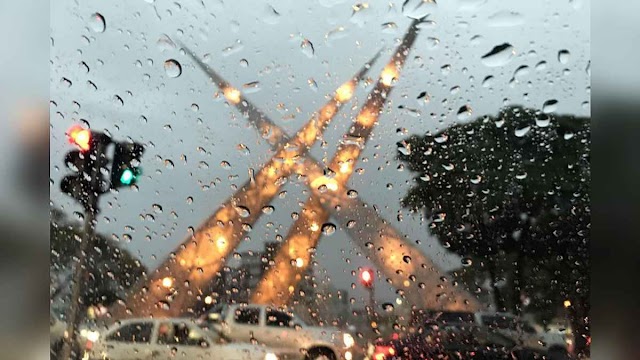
[381, 64, 399, 86]
[162, 277, 173, 288]
[223, 87, 241, 104]
[335, 82, 355, 102]
[216, 236, 227, 250]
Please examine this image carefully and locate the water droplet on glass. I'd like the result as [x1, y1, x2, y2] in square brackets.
[382, 303, 395, 312]
[164, 159, 174, 169]
[403, 255, 411, 264]
[402, 0, 436, 19]
[234, 206, 250, 218]
[157, 34, 176, 51]
[240, 59, 249, 67]
[186, 196, 193, 204]
[535, 114, 551, 127]
[482, 75, 494, 88]
[542, 99, 558, 114]
[220, 161, 231, 169]
[164, 59, 182, 78]
[347, 190, 359, 198]
[397, 142, 412, 155]
[300, 39, 315, 58]
[308, 78, 318, 92]
[222, 40, 244, 56]
[347, 220, 357, 228]
[461, 257, 473, 267]
[481, 43, 515, 67]
[325, 26, 349, 45]
[236, 143, 250, 156]
[487, 10, 524, 27]
[261, 206, 274, 214]
[457, 105, 473, 120]
[263, 4, 280, 25]
[113, 95, 124, 107]
[89, 13, 106, 33]
[191, 103, 199, 112]
[381, 22, 398, 34]
[513, 65, 530, 80]
[514, 125, 531, 137]
[558, 50, 571, 64]
[79, 61, 90, 73]
[152, 204, 163, 213]
[321, 223, 336, 236]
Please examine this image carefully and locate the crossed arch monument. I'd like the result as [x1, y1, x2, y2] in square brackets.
[110, 19, 481, 320]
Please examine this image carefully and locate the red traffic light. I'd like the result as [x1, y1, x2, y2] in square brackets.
[67, 125, 91, 152]
[360, 269, 374, 287]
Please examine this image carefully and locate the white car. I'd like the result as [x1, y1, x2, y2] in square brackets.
[204, 304, 356, 360]
[84, 317, 281, 360]
[50, 311, 66, 347]
[475, 312, 571, 355]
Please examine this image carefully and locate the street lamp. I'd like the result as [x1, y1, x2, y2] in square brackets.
[162, 277, 174, 289]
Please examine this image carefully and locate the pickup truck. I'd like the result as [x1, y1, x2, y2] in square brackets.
[201, 304, 356, 360]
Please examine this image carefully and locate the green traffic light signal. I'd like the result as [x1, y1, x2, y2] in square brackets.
[120, 169, 135, 185]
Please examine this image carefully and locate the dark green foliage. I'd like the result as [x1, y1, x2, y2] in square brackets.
[398, 106, 589, 355]
[50, 207, 146, 308]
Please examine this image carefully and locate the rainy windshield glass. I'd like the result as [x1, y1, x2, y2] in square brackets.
[50, 1, 590, 359]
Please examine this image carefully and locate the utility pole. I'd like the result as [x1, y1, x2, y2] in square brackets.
[57, 126, 144, 359]
[58, 128, 107, 360]
[58, 169, 98, 360]
[359, 268, 377, 337]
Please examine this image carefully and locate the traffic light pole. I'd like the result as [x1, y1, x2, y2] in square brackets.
[366, 285, 376, 336]
[59, 147, 102, 360]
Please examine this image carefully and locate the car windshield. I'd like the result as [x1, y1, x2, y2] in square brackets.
[48, 1, 590, 359]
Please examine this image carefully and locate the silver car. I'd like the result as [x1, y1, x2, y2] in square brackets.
[85, 317, 281, 360]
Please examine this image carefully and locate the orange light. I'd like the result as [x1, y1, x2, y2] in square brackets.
[361, 269, 373, 285]
[223, 87, 241, 104]
[67, 125, 91, 152]
[335, 82, 355, 102]
[161, 277, 173, 288]
[380, 64, 399, 86]
[216, 236, 228, 251]
[564, 300, 572, 308]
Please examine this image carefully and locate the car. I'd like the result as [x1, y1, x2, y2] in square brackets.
[84, 317, 282, 360]
[410, 310, 571, 356]
[475, 312, 571, 357]
[50, 311, 66, 346]
[203, 304, 356, 360]
[384, 325, 547, 360]
[50, 311, 66, 358]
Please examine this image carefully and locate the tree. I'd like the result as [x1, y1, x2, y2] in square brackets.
[50, 207, 147, 314]
[398, 106, 590, 356]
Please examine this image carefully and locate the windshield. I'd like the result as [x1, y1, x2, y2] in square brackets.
[48, 1, 590, 359]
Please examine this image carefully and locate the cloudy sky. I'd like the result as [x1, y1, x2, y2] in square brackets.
[49, 0, 590, 303]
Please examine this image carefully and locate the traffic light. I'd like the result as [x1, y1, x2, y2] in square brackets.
[360, 268, 374, 288]
[111, 142, 144, 188]
[61, 125, 111, 209]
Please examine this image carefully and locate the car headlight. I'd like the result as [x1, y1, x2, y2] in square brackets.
[343, 333, 355, 348]
[264, 352, 278, 360]
[79, 329, 100, 342]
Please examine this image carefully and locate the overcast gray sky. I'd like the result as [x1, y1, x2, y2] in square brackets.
[49, 0, 589, 303]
